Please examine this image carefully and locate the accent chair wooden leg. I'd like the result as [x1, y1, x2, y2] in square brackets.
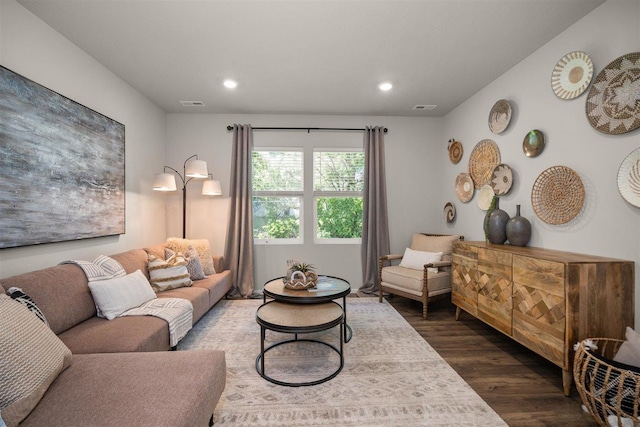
[378, 286, 383, 303]
[455, 306, 461, 321]
[422, 303, 428, 320]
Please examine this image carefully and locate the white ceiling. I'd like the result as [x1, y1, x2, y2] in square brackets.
[16, 0, 606, 117]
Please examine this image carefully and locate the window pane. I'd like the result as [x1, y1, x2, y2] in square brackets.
[252, 150, 303, 192]
[316, 197, 362, 239]
[313, 151, 364, 192]
[253, 196, 300, 239]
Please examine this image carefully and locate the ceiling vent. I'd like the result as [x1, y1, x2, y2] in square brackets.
[179, 101, 205, 107]
[413, 105, 437, 111]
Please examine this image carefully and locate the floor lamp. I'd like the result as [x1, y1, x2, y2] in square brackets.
[153, 154, 210, 238]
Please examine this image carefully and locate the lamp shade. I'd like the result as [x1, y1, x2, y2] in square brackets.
[152, 173, 177, 191]
[185, 159, 208, 178]
[202, 179, 222, 196]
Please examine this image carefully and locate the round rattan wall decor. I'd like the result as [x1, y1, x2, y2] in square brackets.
[444, 202, 456, 223]
[586, 52, 640, 135]
[551, 51, 593, 100]
[488, 99, 512, 134]
[468, 139, 501, 189]
[617, 147, 640, 208]
[491, 163, 513, 196]
[531, 166, 585, 225]
[448, 138, 463, 164]
[455, 172, 474, 203]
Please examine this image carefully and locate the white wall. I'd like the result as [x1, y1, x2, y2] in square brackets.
[166, 114, 441, 289]
[441, 0, 640, 325]
[0, 0, 168, 278]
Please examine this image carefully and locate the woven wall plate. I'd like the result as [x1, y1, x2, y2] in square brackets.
[586, 52, 640, 135]
[468, 139, 501, 189]
[444, 202, 456, 223]
[531, 166, 585, 225]
[551, 51, 593, 100]
[491, 163, 513, 196]
[448, 138, 463, 164]
[477, 184, 495, 211]
[455, 173, 474, 203]
[488, 99, 512, 134]
[617, 147, 640, 208]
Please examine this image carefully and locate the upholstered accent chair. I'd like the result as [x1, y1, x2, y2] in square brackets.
[378, 233, 464, 319]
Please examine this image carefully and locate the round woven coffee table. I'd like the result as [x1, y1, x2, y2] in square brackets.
[255, 301, 344, 387]
[262, 275, 352, 342]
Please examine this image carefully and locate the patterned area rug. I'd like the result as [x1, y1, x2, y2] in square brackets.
[178, 298, 507, 426]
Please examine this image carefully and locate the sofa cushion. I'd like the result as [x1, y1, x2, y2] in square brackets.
[0, 295, 73, 427]
[0, 264, 96, 335]
[58, 315, 170, 353]
[88, 270, 156, 320]
[166, 238, 215, 275]
[19, 350, 226, 427]
[147, 253, 192, 292]
[110, 249, 152, 277]
[410, 234, 461, 262]
[157, 287, 209, 324]
[381, 266, 451, 297]
[191, 270, 233, 308]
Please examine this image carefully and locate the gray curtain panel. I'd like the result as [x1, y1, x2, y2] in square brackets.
[359, 126, 390, 295]
[224, 124, 255, 298]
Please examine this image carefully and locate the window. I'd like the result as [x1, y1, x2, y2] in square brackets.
[252, 149, 303, 243]
[314, 149, 364, 242]
[252, 146, 364, 244]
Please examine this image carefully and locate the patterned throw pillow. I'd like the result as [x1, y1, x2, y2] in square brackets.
[0, 294, 72, 427]
[148, 253, 193, 292]
[166, 238, 215, 275]
[6, 287, 49, 327]
[165, 246, 206, 281]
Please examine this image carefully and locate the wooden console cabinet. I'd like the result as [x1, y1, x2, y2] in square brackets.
[452, 241, 634, 396]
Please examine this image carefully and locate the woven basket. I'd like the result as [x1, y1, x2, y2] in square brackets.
[468, 139, 501, 189]
[531, 165, 585, 225]
[574, 338, 640, 427]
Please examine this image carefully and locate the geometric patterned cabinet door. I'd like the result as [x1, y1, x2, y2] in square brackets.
[452, 241, 634, 396]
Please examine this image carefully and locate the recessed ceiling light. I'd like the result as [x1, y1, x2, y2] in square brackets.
[223, 80, 237, 89]
[378, 82, 393, 91]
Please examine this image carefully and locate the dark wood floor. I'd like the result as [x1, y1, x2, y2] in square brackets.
[383, 295, 598, 427]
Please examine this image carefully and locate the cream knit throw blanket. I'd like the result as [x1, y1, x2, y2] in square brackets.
[61, 256, 192, 347]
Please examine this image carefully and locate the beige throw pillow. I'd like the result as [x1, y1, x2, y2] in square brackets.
[399, 248, 443, 271]
[148, 252, 193, 292]
[88, 270, 156, 320]
[0, 294, 72, 427]
[166, 238, 215, 275]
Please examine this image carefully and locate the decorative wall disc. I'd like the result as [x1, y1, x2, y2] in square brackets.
[468, 139, 501, 189]
[586, 52, 640, 135]
[491, 163, 513, 196]
[488, 99, 512, 134]
[617, 147, 640, 208]
[477, 184, 495, 211]
[444, 202, 456, 223]
[551, 51, 593, 100]
[531, 166, 585, 225]
[448, 138, 463, 164]
[523, 129, 545, 157]
[455, 173, 474, 203]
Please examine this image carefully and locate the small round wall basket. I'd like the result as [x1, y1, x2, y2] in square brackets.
[448, 138, 463, 164]
[617, 147, 640, 208]
[531, 165, 585, 225]
[468, 139, 501, 189]
[586, 52, 640, 135]
[551, 51, 593, 100]
[443, 202, 456, 223]
[455, 172, 474, 203]
[488, 99, 512, 134]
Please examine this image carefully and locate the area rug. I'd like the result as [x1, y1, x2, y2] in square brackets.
[178, 298, 507, 426]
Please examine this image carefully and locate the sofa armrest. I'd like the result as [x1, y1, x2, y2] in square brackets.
[212, 255, 225, 274]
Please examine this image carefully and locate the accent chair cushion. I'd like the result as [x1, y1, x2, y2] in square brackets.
[166, 238, 215, 275]
[399, 248, 442, 271]
[88, 270, 156, 320]
[381, 266, 451, 297]
[148, 253, 192, 292]
[410, 234, 461, 262]
[0, 294, 72, 427]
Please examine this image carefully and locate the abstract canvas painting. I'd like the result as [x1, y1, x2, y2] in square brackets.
[0, 66, 125, 249]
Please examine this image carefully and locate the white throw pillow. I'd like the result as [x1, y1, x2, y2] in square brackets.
[399, 248, 443, 271]
[88, 270, 156, 320]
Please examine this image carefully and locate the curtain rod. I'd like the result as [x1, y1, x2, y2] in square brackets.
[226, 125, 387, 133]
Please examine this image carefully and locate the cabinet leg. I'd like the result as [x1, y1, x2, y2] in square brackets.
[562, 369, 572, 397]
[455, 306, 461, 321]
